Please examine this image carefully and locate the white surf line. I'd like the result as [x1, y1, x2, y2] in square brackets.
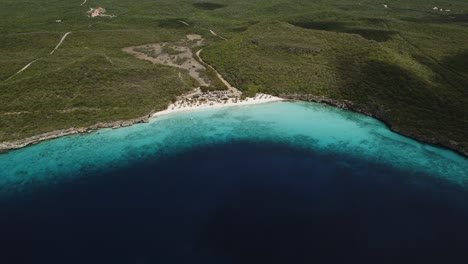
[178, 20, 190, 26]
[81, 0, 87, 6]
[5, 59, 41, 81]
[209, 30, 227, 41]
[50, 31, 72, 55]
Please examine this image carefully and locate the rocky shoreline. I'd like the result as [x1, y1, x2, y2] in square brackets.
[1, 95, 466, 157]
[0, 114, 152, 154]
[280, 94, 468, 157]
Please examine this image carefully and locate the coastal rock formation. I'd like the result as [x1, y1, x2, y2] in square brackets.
[1, 94, 465, 157]
[0, 115, 151, 153]
[0, 89, 281, 153]
[281, 94, 467, 157]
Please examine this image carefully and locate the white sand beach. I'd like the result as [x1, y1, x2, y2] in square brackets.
[153, 93, 283, 117]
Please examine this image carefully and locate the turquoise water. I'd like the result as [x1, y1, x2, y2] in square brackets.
[1, 101, 468, 263]
[1, 101, 466, 193]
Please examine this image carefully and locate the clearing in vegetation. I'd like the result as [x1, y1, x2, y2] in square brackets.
[123, 36, 209, 87]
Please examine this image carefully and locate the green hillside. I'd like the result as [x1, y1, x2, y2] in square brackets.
[1, 0, 467, 153]
[202, 21, 467, 153]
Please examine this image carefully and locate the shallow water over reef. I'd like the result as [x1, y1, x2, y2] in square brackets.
[0, 101, 467, 263]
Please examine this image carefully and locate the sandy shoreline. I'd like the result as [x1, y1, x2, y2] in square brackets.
[0, 93, 466, 156]
[153, 93, 283, 117]
[0, 94, 283, 153]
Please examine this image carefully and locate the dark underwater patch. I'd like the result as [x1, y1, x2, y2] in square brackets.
[0, 141, 467, 263]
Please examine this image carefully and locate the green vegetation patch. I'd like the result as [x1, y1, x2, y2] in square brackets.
[202, 21, 467, 150]
[1, 0, 467, 153]
[289, 19, 398, 42]
[0, 51, 196, 141]
[161, 45, 184, 56]
[193, 2, 227, 10]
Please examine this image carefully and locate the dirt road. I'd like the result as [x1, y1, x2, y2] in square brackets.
[195, 49, 240, 96]
[50, 32, 72, 55]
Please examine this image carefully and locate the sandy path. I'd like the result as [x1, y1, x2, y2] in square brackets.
[195, 49, 240, 96]
[6, 59, 40, 81]
[176, 20, 227, 41]
[103, 54, 114, 64]
[50, 32, 71, 55]
[178, 20, 190, 26]
[81, 0, 87, 6]
[6, 31, 71, 80]
[209, 30, 227, 41]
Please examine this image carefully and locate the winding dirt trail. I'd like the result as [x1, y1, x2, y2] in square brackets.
[209, 30, 227, 41]
[7, 12, 229, 81]
[5, 31, 71, 81]
[178, 20, 190, 26]
[50, 32, 72, 55]
[5, 59, 40, 81]
[176, 20, 227, 41]
[195, 49, 240, 96]
[81, 0, 87, 6]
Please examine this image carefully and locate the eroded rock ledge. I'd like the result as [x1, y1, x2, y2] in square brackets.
[0, 114, 152, 154]
[280, 94, 467, 157]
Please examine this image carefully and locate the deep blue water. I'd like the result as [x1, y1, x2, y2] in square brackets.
[1, 141, 468, 263]
[0, 102, 467, 263]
